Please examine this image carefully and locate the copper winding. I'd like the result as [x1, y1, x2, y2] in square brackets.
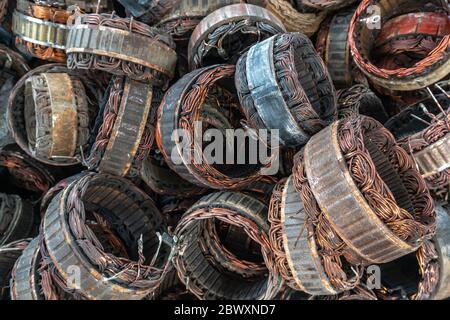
[292, 153, 362, 292]
[334, 117, 435, 246]
[348, 0, 450, 91]
[66, 13, 176, 87]
[399, 108, 450, 200]
[267, 178, 300, 290]
[14, 0, 69, 62]
[172, 193, 281, 299]
[373, 12, 450, 59]
[201, 219, 267, 278]
[156, 64, 262, 189]
[260, 0, 327, 35]
[42, 173, 170, 299]
[0, 148, 54, 201]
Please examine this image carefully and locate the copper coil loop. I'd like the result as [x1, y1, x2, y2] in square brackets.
[118, 0, 181, 25]
[13, 0, 70, 62]
[303, 115, 435, 263]
[315, 6, 361, 89]
[399, 103, 450, 201]
[0, 0, 7, 23]
[41, 172, 172, 300]
[172, 191, 282, 300]
[158, 0, 243, 44]
[349, 0, 450, 91]
[375, 204, 450, 300]
[336, 84, 388, 123]
[66, 12, 177, 87]
[7, 63, 97, 167]
[0, 239, 30, 300]
[84, 76, 154, 177]
[235, 32, 337, 147]
[188, 3, 286, 69]
[140, 149, 208, 196]
[157, 64, 264, 190]
[256, 0, 326, 35]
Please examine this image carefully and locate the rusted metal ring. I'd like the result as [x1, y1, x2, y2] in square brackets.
[336, 85, 388, 123]
[10, 237, 44, 300]
[12, 0, 70, 62]
[269, 176, 339, 295]
[259, 0, 326, 35]
[188, 3, 286, 69]
[0, 193, 34, 246]
[172, 191, 281, 300]
[0, 239, 29, 300]
[235, 32, 337, 147]
[24, 72, 89, 160]
[7, 63, 93, 166]
[85, 76, 153, 177]
[349, 0, 450, 91]
[304, 116, 435, 263]
[315, 7, 355, 89]
[399, 109, 450, 200]
[140, 151, 207, 196]
[156, 64, 262, 189]
[66, 13, 177, 86]
[43, 173, 171, 300]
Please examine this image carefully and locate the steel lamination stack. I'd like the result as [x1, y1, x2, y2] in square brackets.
[12, 0, 70, 62]
[188, 4, 286, 69]
[2, 0, 450, 302]
[7, 63, 95, 166]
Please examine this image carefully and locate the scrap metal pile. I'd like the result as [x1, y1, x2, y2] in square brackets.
[1, 0, 450, 300]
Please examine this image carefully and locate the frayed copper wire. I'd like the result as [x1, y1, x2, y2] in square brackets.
[66, 13, 175, 85]
[173, 205, 281, 299]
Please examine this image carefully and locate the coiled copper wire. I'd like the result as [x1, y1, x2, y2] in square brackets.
[173, 205, 281, 299]
[400, 109, 450, 200]
[349, 0, 450, 90]
[66, 13, 175, 86]
[156, 64, 263, 189]
[15, 0, 69, 62]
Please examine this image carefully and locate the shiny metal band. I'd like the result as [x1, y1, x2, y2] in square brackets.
[12, 10, 67, 49]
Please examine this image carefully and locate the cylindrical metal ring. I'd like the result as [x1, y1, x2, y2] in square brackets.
[188, 3, 286, 69]
[235, 32, 337, 147]
[304, 116, 435, 264]
[349, 0, 450, 91]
